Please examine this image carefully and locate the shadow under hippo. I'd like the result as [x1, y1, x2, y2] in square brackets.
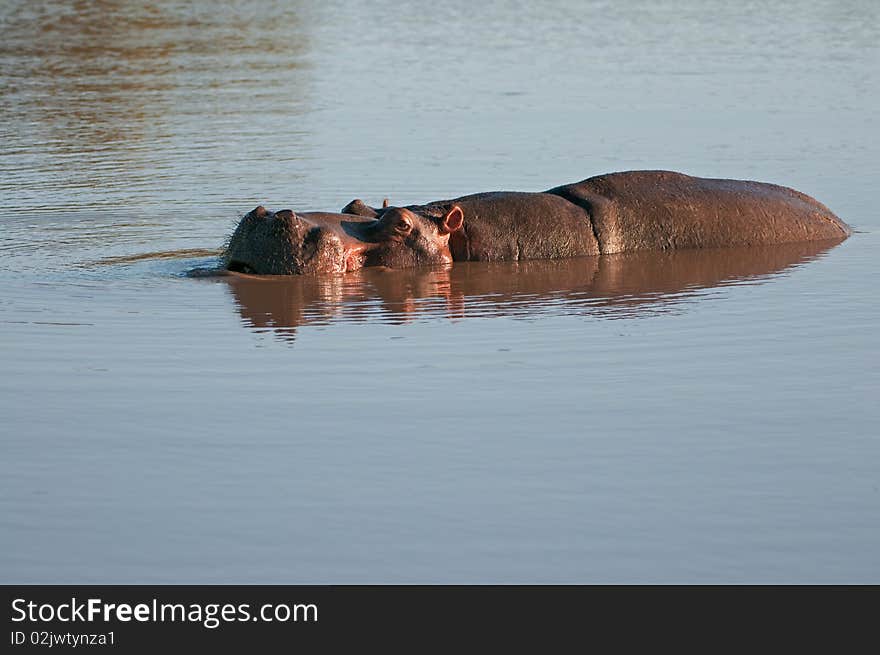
[224, 170, 851, 275]
[219, 239, 841, 342]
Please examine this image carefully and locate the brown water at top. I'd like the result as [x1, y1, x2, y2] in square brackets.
[1, 0, 878, 582]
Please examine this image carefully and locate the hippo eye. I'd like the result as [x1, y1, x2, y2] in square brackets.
[394, 218, 412, 235]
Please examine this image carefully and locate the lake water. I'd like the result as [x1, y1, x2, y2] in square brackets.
[1, 0, 878, 583]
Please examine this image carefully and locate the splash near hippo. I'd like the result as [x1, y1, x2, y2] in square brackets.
[223, 170, 850, 275]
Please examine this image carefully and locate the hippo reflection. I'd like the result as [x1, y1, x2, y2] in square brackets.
[218, 240, 843, 342]
[226, 171, 851, 275]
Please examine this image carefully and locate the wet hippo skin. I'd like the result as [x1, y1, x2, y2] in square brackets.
[223, 205, 462, 275]
[225, 169, 851, 275]
[344, 170, 851, 260]
[545, 170, 850, 254]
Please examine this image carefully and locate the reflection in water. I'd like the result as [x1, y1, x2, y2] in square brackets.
[0, 0, 310, 213]
[2, 0, 876, 584]
[222, 240, 843, 342]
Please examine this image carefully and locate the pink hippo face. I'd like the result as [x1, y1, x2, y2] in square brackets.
[223, 204, 464, 275]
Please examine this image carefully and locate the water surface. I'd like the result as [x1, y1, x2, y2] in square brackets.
[1, 0, 878, 583]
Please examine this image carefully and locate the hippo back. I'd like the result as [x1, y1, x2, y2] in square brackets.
[546, 170, 851, 254]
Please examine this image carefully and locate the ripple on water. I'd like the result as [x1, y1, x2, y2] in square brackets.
[1, 0, 878, 584]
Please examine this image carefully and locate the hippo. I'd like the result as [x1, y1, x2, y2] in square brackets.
[342, 170, 851, 262]
[224, 170, 850, 275]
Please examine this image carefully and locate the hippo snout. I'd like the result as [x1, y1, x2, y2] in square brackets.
[225, 204, 457, 275]
[224, 207, 353, 275]
[245, 206, 299, 223]
[273, 209, 296, 221]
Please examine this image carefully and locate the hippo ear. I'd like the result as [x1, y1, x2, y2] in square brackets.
[341, 199, 378, 218]
[441, 206, 464, 233]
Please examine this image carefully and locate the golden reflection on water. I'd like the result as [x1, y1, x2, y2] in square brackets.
[221, 240, 842, 342]
[0, 0, 309, 211]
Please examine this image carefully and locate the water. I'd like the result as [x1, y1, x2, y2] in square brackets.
[1, 0, 878, 583]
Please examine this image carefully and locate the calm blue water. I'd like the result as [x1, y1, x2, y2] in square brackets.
[1, 0, 878, 582]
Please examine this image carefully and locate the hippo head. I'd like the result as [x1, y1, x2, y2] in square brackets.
[223, 204, 463, 275]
